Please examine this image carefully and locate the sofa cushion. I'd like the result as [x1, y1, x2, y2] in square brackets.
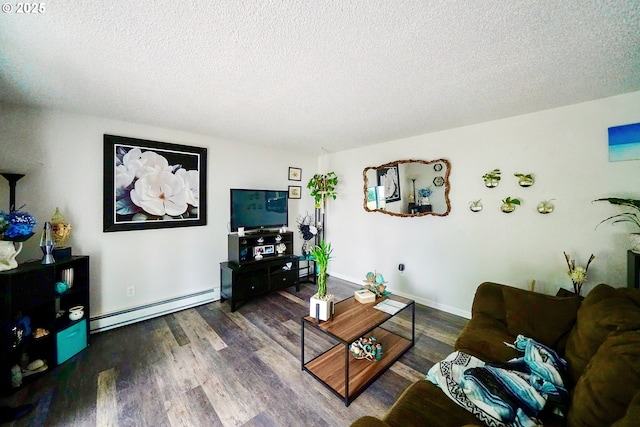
[502, 285, 581, 349]
[567, 330, 640, 427]
[564, 284, 640, 385]
[455, 314, 520, 362]
[381, 380, 481, 427]
[611, 389, 640, 427]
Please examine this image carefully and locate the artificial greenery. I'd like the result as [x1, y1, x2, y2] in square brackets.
[593, 197, 640, 230]
[502, 197, 521, 206]
[310, 240, 333, 299]
[307, 172, 338, 210]
[482, 169, 501, 182]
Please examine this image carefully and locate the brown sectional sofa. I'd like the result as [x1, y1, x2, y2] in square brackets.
[351, 282, 640, 427]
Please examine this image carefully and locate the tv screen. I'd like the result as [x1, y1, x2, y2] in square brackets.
[230, 189, 288, 232]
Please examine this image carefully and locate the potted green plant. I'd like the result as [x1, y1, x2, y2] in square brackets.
[514, 173, 535, 187]
[309, 240, 334, 321]
[469, 199, 483, 212]
[501, 197, 520, 213]
[482, 169, 501, 188]
[307, 172, 338, 213]
[593, 197, 640, 253]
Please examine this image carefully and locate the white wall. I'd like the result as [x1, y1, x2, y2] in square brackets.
[0, 103, 317, 328]
[323, 91, 640, 317]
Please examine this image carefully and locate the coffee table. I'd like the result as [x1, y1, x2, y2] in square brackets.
[301, 294, 415, 406]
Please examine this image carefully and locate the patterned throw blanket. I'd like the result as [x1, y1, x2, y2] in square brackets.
[426, 335, 568, 427]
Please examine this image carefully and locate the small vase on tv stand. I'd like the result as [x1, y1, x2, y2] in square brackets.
[0, 241, 23, 272]
[301, 240, 309, 258]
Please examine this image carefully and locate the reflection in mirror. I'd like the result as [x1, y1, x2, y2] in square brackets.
[363, 159, 451, 217]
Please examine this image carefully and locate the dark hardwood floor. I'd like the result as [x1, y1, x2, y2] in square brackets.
[2, 277, 467, 427]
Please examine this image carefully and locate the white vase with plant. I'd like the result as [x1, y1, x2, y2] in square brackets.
[309, 240, 334, 321]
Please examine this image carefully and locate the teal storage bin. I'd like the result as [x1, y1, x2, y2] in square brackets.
[56, 319, 87, 365]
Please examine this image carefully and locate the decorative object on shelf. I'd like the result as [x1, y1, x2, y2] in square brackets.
[482, 169, 501, 188]
[350, 336, 383, 361]
[362, 271, 387, 298]
[0, 210, 37, 272]
[50, 207, 72, 247]
[593, 197, 640, 253]
[469, 199, 483, 212]
[563, 252, 595, 295]
[288, 185, 301, 199]
[418, 187, 432, 205]
[68, 306, 84, 321]
[537, 200, 555, 214]
[55, 281, 69, 295]
[307, 172, 339, 213]
[276, 243, 286, 254]
[39, 222, 55, 265]
[11, 364, 22, 388]
[33, 328, 49, 339]
[514, 173, 535, 187]
[433, 176, 445, 187]
[103, 134, 207, 233]
[501, 197, 521, 213]
[61, 267, 74, 288]
[309, 240, 334, 322]
[297, 212, 317, 256]
[288, 167, 302, 181]
[275, 234, 282, 242]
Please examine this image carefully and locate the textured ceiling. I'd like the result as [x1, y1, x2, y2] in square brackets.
[1, 1, 639, 154]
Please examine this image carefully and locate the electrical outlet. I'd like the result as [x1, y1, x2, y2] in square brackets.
[126, 286, 135, 297]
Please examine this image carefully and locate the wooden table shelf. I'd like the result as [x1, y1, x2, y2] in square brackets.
[301, 295, 415, 406]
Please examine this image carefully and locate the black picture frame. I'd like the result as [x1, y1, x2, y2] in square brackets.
[103, 134, 207, 232]
[288, 167, 302, 181]
[288, 185, 302, 199]
[376, 164, 401, 202]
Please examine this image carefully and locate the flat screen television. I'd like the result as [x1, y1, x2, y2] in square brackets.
[230, 189, 288, 232]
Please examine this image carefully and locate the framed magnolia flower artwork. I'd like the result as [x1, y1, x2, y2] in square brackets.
[103, 134, 207, 232]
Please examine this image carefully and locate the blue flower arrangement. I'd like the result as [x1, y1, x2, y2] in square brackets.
[0, 210, 37, 241]
[419, 187, 432, 198]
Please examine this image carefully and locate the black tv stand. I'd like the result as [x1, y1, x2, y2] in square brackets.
[221, 231, 299, 311]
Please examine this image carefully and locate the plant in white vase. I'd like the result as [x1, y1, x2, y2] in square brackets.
[309, 240, 334, 321]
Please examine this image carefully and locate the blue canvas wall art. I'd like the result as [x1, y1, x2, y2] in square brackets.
[609, 122, 640, 162]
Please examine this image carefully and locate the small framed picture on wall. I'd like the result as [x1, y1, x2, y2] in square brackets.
[288, 186, 301, 199]
[288, 167, 302, 181]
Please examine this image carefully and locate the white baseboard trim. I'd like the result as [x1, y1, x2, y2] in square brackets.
[89, 288, 220, 333]
[330, 272, 471, 319]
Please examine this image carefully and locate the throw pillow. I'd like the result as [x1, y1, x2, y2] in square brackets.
[564, 284, 640, 385]
[567, 331, 640, 427]
[502, 286, 580, 349]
